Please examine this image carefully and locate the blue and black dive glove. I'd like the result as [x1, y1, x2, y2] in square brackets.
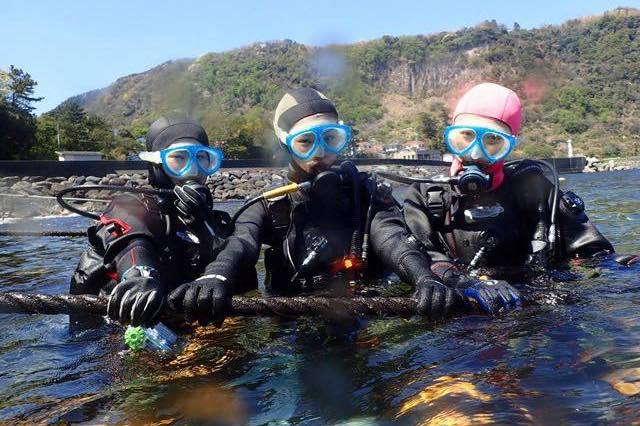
[445, 273, 521, 315]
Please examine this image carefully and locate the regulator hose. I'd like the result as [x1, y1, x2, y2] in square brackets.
[377, 171, 456, 186]
[230, 182, 311, 226]
[340, 161, 362, 258]
[506, 159, 560, 250]
[56, 185, 172, 220]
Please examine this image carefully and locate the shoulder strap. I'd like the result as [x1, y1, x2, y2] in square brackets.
[504, 159, 545, 180]
[263, 195, 293, 242]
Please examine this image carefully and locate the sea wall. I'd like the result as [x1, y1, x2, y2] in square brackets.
[0, 164, 446, 218]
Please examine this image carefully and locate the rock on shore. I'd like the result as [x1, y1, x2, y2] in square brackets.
[0, 165, 445, 219]
[583, 157, 640, 172]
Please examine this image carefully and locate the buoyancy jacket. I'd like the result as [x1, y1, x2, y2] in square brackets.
[371, 160, 614, 285]
[70, 193, 234, 296]
[199, 162, 396, 295]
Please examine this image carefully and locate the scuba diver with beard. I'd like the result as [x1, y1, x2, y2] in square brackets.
[371, 83, 619, 317]
[167, 88, 398, 325]
[70, 116, 244, 327]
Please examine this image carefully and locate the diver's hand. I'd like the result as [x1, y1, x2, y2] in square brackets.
[173, 183, 212, 228]
[448, 276, 520, 315]
[167, 275, 230, 327]
[107, 277, 165, 326]
[526, 240, 550, 271]
[412, 276, 455, 320]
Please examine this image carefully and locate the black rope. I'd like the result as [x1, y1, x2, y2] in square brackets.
[0, 230, 87, 237]
[0, 292, 418, 318]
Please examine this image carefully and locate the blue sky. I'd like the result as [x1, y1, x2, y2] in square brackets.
[2, 0, 637, 113]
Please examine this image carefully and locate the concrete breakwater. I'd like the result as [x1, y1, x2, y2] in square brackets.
[0, 165, 445, 219]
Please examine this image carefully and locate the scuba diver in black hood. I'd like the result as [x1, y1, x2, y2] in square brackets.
[70, 116, 239, 327]
[167, 88, 397, 325]
[371, 83, 619, 317]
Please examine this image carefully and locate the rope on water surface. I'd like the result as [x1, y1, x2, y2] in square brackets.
[0, 192, 110, 203]
[0, 292, 419, 318]
[0, 230, 87, 237]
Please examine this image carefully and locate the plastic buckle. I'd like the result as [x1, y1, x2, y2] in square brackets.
[99, 215, 132, 237]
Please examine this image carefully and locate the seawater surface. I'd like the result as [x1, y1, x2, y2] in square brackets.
[0, 171, 639, 425]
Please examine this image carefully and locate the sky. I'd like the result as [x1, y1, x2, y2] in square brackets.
[2, 0, 638, 114]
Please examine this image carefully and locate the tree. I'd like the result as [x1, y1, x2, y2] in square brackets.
[416, 112, 440, 141]
[5, 66, 43, 113]
[0, 66, 42, 159]
[35, 101, 138, 159]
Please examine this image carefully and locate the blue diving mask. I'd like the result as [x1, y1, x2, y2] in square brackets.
[139, 145, 224, 177]
[444, 125, 517, 163]
[285, 123, 352, 161]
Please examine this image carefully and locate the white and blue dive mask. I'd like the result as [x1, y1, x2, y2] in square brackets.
[444, 125, 517, 164]
[139, 144, 224, 180]
[285, 123, 352, 161]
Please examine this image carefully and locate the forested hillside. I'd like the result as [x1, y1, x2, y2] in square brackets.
[5, 7, 640, 159]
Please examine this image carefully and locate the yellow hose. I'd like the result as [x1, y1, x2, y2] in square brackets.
[261, 182, 308, 200]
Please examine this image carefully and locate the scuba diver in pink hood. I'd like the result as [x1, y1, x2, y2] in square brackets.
[371, 83, 615, 318]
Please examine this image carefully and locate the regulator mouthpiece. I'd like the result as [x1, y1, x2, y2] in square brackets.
[457, 165, 491, 196]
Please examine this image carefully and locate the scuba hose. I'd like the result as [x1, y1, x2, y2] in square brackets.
[361, 172, 377, 267]
[52, 181, 309, 230]
[339, 161, 363, 259]
[56, 185, 173, 220]
[376, 171, 454, 186]
[230, 181, 311, 226]
[505, 159, 559, 253]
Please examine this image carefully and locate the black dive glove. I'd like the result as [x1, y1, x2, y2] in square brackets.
[445, 273, 521, 315]
[412, 276, 455, 320]
[616, 254, 640, 266]
[526, 239, 550, 272]
[107, 274, 165, 326]
[173, 183, 214, 229]
[167, 275, 230, 326]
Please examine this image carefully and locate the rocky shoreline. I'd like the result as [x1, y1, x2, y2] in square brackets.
[0, 165, 445, 219]
[583, 156, 640, 172]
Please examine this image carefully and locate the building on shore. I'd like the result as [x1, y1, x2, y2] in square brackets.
[389, 148, 442, 160]
[56, 151, 103, 161]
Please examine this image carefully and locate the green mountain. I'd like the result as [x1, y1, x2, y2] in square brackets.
[65, 7, 640, 159]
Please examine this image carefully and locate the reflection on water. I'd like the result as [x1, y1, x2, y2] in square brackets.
[0, 170, 639, 424]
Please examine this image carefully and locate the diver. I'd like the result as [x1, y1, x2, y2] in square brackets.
[167, 88, 400, 325]
[371, 82, 616, 317]
[70, 116, 244, 327]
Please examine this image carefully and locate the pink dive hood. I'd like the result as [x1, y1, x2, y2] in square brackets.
[453, 82, 522, 135]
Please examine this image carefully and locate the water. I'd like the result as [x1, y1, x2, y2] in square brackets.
[0, 171, 639, 424]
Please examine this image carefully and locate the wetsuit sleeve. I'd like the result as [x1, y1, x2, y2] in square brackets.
[200, 200, 267, 289]
[95, 194, 165, 281]
[371, 183, 455, 286]
[556, 191, 614, 259]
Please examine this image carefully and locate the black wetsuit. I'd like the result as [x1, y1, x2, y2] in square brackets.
[70, 193, 242, 297]
[371, 160, 614, 286]
[198, 163, 395, 295]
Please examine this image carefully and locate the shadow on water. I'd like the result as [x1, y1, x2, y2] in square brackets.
[0, 170, 638, 424]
